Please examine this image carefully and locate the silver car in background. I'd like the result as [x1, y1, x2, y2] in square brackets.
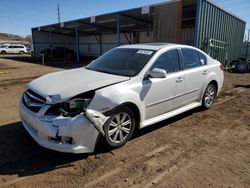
[19, 43, 224, 153]
[0, 44, 28, 54]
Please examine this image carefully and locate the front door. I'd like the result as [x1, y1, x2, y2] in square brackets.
[142, 49, 184, 120]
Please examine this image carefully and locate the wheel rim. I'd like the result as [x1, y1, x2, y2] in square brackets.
[204, 85, 215, 107]
[108, 112, 132, 144]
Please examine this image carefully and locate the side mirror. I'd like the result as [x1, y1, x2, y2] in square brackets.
[149, 68, 167, 78]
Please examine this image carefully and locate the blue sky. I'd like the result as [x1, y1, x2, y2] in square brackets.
[0, 0, 249, 39]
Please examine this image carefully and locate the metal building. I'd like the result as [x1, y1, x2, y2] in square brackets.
[32, 0, 246, 64]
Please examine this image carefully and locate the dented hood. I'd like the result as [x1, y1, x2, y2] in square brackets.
[28, 68, 129, 100]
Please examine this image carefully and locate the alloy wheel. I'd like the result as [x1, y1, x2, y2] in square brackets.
[204, 85, 216, 108]
[107, 112, 132, 144]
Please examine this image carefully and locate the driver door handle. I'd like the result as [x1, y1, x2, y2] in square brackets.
[176, 77, 183, 83]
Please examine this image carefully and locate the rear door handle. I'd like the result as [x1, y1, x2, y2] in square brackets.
[176, 77, 183, 83]
[203, 70, 208, 75]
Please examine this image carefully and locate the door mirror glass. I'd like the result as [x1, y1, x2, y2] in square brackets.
[149, 68, 167, 78]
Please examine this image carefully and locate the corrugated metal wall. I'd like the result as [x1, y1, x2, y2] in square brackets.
[153, 0, 182, 43]
[182, 27, 195, 45]
[32, 30, 75, 56]
[195, 0, 246, 63]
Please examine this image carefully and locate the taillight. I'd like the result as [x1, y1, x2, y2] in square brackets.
[220, 64, 224, 71]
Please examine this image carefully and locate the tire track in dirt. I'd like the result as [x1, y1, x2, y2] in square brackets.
[0, 177, 28, 188]
[0, 66, 20, 70]
[142, 120, 245, 188]
[0, 76, 38, 87]
[84, 145, 172, 187]
[215, 87, 246, 106]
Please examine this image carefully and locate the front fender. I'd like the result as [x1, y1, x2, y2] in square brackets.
[87, 81, 145, 127]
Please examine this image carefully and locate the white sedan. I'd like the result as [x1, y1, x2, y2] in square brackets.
[19, 43, 224, 153]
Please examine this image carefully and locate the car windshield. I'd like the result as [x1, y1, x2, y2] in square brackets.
[86, 48, 156, 77]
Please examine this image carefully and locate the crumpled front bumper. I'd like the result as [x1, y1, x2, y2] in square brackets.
[19, 100, 107, 154]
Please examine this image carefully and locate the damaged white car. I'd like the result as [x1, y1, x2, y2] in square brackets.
[19, 43, 224, 153]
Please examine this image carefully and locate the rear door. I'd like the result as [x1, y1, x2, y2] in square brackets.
[142, 49, 184, 119]
[16, 46, 23, 53]
[12, 46, 19, 53]
[179, 48, 208, 105]
[17, 46, 24, 53]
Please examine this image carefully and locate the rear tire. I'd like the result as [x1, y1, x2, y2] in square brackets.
[234, 61, 249, 73]
[202, 83, 217, 109]
[103, 106, 135, 149]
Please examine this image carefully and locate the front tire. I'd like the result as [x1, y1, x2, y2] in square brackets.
[202, 83, 217, 109]
[1, 51, 6, 54]
[103, 106, 135, 149]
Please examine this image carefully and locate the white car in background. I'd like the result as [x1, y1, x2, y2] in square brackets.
[0, 44, 28, 54]
[19, 43, 224, 153]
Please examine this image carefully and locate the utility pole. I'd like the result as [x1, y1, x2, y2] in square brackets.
[246, 29, 250, 58]
[57, 3, 61, 23]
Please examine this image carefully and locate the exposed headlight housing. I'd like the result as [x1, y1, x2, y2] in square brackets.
[60, 98, 91, 117]
[45, 91, 95, 117]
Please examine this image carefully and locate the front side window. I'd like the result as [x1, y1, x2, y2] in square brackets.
[87, 48, 156, 77]
[181, 48, 201, 69]
[151, 49, 180, 73]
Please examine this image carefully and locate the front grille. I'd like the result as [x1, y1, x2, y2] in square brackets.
[23, 89, 45, 113]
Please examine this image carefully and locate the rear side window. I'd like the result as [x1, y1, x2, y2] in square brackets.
[151, 49, 180, 73]
[181, 48, 201, 69]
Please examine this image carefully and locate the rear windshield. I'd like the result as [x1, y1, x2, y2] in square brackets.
[86, 48, 156, 77]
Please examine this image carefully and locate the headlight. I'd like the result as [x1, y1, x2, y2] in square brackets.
[60, 98, 91, 117]
[45, 91, 95, 117]
[46, 98, 91, 117]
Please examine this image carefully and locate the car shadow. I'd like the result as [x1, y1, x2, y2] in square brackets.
[0, 122, 88, 177]
[0, 107, 201, 177]
[133, 107, 201, 139]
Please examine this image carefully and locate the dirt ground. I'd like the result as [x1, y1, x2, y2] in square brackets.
[0, 55, 249, 188]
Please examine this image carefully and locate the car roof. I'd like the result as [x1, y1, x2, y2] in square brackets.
[118, 43, 193, 51]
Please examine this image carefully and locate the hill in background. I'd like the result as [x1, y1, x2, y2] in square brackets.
[0, 33, 31, 44]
